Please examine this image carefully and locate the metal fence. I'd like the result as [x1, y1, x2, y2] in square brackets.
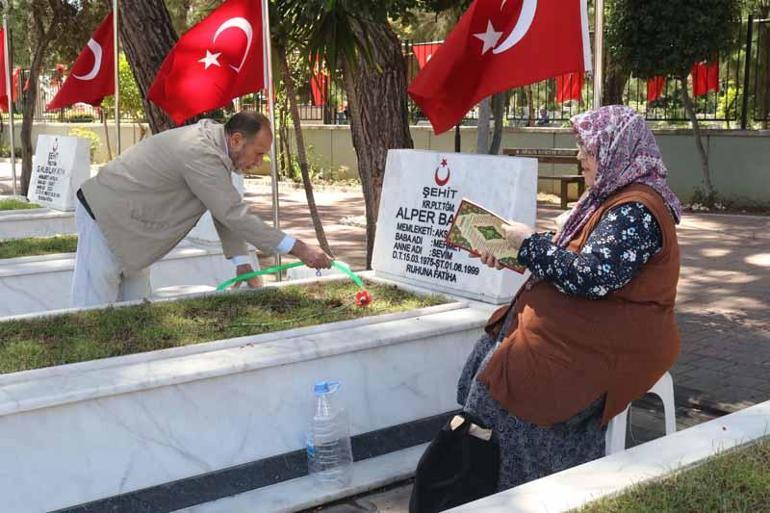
[403, 15, 770, 129]
[9, 15, 769, 130]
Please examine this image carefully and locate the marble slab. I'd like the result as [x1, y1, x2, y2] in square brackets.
[174, 444, 428, 513]
[0, 208, 76, 239]
[0, 287, 487, 512]
[0, 239, 254, 316]
[372, 150, 537, 304]
[448, 400, 770, 513]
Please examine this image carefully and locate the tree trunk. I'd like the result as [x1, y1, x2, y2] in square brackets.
[762, 20, 770, 129]
[476, 97, 490, 153]
[20, 13, 59, 196]
[526, 86, 535, 127]
[116, 0, 178, 133]
[680, 78, 715, 203]
[342, 20, 414, 269]
[276, 44, 333, 256]
[102, 111, 114, 161]
[454, 124, 461, 152]
[602, 52, 629, 106]
[489, 92, 506, 155]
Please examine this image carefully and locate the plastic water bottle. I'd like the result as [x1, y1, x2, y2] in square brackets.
[306, 380, 353, 487]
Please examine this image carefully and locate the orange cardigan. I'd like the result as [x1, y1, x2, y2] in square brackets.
[479, 184, 681, 426]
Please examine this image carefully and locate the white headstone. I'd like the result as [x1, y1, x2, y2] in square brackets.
[27, 135, 91, 211]
[372, 150, 537, 304]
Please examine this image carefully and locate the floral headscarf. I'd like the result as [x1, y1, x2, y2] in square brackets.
[555, 105, 682, 248]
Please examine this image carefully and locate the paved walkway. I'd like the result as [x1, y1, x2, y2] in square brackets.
[245, 181, 770, 415]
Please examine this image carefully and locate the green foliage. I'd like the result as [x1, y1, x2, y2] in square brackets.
[102, 55, 146, 122]
[579, 439, 770, 512]
[68, 127, 100, 160]
[0, 235, 78, 259]
[0, 199, 40, 211]
[65, 113, 96, 123]
[607, 0, 742, 79]
[0, 281, 446, 374]
[0, 145, 23, 158]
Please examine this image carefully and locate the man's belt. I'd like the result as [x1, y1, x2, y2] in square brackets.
[76, 188, 96, 220]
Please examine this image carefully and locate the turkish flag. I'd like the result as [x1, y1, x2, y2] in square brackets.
[47, 13, 115, 111]
[413, 43, 440, 69]
[148, 0, 265, 125]
[409, 0, 591, 134]
[0, 29, 13, 112]
[555, 72, 583, 103]
[311, 72, 327, 106]
[647, 76, 666, 102]
[691, 60, 719, 97]
[12, 68, 20, 101]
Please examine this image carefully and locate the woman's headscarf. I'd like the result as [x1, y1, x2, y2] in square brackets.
[555, 105, 682, 248]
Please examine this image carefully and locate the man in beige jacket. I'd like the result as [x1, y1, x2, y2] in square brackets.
[71, 111, 331, 307]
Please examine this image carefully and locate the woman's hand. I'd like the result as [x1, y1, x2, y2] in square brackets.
[479, 251, 505, 270]
[501, 221, 535, 248]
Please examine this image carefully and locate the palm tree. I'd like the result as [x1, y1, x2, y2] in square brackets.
[296, 0, 415, 268]
[269, 0, 333, 256]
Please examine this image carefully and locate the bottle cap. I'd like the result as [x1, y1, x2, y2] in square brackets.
[314, 380, 341, 396]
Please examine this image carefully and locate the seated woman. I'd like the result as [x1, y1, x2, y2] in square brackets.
[460, 105, 682, 491]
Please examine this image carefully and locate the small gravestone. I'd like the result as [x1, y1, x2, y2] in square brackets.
[27, 135, 91, 211]
[372, 150, 537, 304]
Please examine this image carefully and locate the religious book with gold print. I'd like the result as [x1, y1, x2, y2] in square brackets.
[445, 199, 526, 273]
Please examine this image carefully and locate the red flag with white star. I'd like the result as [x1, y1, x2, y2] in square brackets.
[555, 71, 583, 103]
[413, 43, 440, 69]
[0, 29, 10, 112]
[148, 0, 264, 124]
[691, 60, 719, 97]
[47, 13, 115, 111]
[409, 0, 591, 134]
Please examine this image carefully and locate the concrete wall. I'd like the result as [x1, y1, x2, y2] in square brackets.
[2, 121, 147, 164]
[298, 126, 770, 207]
[6, 122, 769, 207]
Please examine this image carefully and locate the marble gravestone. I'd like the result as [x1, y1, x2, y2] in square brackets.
[27, 135, 91, 211]
[372, 149, 537, 304]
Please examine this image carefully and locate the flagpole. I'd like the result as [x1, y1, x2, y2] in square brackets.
[261, 0, 281, 280]
[113, 0, 121, 154]
[2, 1, 16, 196]
[593, 0, 604, 109]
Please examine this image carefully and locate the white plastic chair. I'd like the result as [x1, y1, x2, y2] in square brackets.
[605, 371, 676, 455]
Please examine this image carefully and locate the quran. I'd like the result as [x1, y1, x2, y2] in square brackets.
[445, 199, 525, 273]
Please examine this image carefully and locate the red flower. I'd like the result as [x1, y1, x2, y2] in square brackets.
[355, 290, 373, 307]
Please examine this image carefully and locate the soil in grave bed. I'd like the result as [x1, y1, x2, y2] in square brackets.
[0, 280, 447, 374]
[0, 235, 78, 258]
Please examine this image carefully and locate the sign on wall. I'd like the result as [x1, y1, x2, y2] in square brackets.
[372, 150, 537, 304]
[27, 135, 91, 211]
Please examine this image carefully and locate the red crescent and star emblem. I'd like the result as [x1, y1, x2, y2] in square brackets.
[434, 158, 450, 186]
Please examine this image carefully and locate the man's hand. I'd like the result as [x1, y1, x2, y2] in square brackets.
[234, 264, 262, 289]
[500, 221, 535, 249]
[289, 240, 333, 269]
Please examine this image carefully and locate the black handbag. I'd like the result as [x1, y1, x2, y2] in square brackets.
[409, 412, 499, 513]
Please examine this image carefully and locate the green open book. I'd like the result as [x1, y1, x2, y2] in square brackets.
[445, 199, 525, 273]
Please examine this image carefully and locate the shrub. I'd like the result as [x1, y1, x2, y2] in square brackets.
[68, 128, 100, 161]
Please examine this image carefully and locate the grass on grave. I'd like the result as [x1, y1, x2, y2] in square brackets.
[0, 199, 41, 211]
[576, 438, 770, 513]
[0, 280, 447, 374]
[0, 235, 78, 259]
